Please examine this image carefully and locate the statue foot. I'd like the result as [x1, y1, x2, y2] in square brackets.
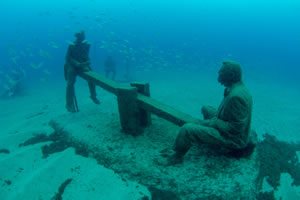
[91, 96, 100, 105]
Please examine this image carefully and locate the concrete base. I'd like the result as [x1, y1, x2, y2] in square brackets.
[49, 109, 259, 200]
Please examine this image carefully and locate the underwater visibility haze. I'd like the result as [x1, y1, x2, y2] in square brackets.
[0, 0, 300, 200]
[0, 0, 300, 84]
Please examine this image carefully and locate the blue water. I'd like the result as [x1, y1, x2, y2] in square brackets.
[1, 1, 300, 199]
[0, 0, 299, 86]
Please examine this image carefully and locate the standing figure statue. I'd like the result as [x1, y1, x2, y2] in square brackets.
[104, 56, 116, 80]
[64, 31, 100, 112]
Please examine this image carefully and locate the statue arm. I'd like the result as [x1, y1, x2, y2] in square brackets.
[65, 45, 80, 67]
[209, 97, 248, 134]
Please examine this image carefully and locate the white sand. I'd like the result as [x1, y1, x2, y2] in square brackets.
[0, 81, 149, 200]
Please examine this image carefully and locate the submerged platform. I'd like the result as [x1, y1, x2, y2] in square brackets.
[47, 108, 259, 200]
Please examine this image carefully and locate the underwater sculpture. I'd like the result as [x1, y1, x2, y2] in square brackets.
[64, 31, 100, 112]
[162, 61, 256, 165]
[0, 68, 25, 98]
[104, 55, 116, 80]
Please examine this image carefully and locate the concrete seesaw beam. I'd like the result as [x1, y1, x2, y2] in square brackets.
[136, 94, 199, 126]
[79, 71, 199, 135]
[79, 71, 120, 95]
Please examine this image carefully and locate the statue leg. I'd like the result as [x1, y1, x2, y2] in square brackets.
[88, 80, 100, 104]
[174, 123, 226, 156]
[66, 70, 77, 112]
[201, 105, 217, 119]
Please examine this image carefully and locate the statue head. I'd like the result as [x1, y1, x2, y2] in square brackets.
[74, 31, 85, 43]
[218, 61, 242, 87]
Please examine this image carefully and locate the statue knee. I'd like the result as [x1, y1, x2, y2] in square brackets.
[201, 106, 209, 118]
[67, 79, 76, 87]
[201, 105, 216, 119]
[179, 123, 195, 138]
[181, 123, 194, 131]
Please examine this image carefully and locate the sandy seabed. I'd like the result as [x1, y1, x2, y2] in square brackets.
[0, 69, 299, 199]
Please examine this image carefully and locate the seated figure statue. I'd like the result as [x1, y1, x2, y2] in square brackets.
[160, 61, 257, 166]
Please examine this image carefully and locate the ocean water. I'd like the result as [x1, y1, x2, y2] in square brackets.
[1, 0, 300, 84]
[0, 0, 300, 199]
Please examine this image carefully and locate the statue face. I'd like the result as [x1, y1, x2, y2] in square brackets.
[218, 65, 235, 87]
[77, 35, 84, 43]
[218, 61, 242, 87]
[75, 32, 85, 43]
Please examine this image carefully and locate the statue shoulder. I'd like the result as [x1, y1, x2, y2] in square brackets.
[68, 43, 76, 49]
[230, 84, 252, 104]
[83, 41, 90, 46]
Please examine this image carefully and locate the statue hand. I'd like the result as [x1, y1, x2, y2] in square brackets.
[80, 64, 91, 72]
[81, 61, 91, 66]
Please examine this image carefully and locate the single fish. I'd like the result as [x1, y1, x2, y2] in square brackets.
[30, 62, 44, 69]
[43, 69, 51, 75]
